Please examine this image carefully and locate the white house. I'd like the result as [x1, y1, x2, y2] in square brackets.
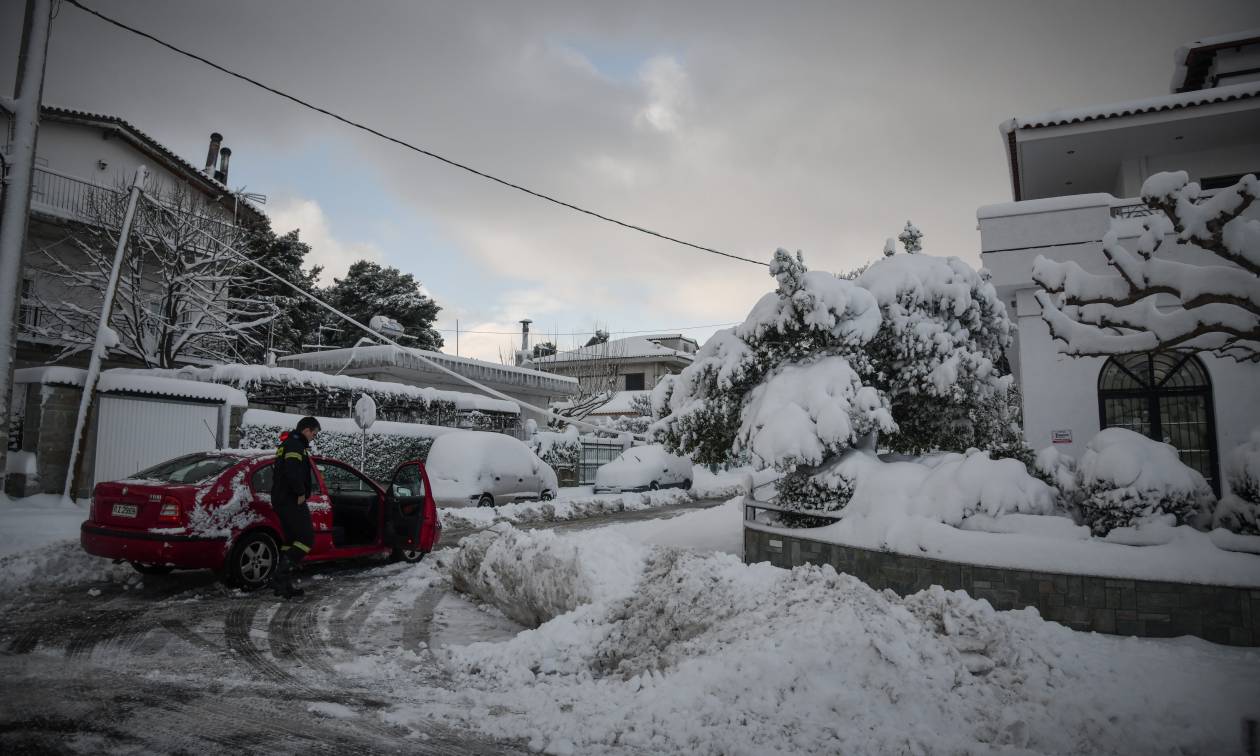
[979, 30, 1260, 493]
[0, 102, 262, 370]
[525, 333, 698, 392]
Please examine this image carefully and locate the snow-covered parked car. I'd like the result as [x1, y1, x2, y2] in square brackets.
[425, 430, 557, 507]
[594, 445, 692, 493]
[80, 450, 440, 590]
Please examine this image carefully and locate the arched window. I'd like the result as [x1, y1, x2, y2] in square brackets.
[1098, 352, 1218, 493]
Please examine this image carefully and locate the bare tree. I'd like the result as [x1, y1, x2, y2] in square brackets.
[35, 182, 275, 368]
[1033, 172, 1259, 362]
[548, 338, 625, 422]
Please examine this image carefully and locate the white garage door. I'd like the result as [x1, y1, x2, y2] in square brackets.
[94, 396, 221, 484]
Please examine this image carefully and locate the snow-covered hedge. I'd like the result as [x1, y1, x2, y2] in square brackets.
[529, 428, 582, 472]
[238, 410, 451, 481]
[1215, 429, 1260, 535]
[1077, 428, 1214, 536]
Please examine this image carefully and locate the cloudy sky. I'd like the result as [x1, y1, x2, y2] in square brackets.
[4, 0, 1259, 362]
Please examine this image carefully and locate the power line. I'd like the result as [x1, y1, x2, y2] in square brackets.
[64, 0, 768, 268]
[435, 322, 740, 336]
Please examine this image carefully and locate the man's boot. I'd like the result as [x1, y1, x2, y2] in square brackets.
[272, 550, 304, 599]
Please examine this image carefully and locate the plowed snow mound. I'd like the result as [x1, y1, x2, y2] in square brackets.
[443, 527, 1260, 755]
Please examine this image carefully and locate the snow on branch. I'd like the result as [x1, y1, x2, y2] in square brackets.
[1033, 171, 1260, 362]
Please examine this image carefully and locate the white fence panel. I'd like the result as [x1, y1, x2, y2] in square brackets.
[94, 396, 220, 484]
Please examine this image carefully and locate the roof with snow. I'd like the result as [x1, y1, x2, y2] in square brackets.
[1172, 29, 1260, 92]
[527, 335, 697, 366]
[109, 362, 520, 415]
[14, 367, 249, 406]
[0, 100, 264, 224]
[278, 345, 576, 396]
[1000, 80, 1260, 133]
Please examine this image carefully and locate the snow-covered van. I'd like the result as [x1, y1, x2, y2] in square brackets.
[424, 431, 558, 507]
[593, 445, 693, 493]
[80, 450, 440, 590]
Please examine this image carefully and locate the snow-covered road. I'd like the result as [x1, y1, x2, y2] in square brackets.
[0, 496, 731, 754]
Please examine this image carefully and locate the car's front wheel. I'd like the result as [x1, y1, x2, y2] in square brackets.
[129, 562, 174, 576]
[682, 479, 692, 490]
[225, 531, 279, 591]
[649, 481, 660, 491]
[540, 489, 555, 501]
[390, 547, 426, 564]
[477, 494, 494, 508]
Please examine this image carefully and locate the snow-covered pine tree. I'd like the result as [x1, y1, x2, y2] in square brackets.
[883, 238, 897, 257]
[652, 250, 895, 511]
[855, 251, 1014, 454]
[898, 221, 923, 254]
[323, 261, 443, 350]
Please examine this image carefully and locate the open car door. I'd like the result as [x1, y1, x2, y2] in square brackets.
[386, 461, 439, 561]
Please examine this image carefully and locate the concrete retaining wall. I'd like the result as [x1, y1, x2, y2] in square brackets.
[745, 525, 1259, 646]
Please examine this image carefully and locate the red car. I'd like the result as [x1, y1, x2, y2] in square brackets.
[81, 450, 440, 590]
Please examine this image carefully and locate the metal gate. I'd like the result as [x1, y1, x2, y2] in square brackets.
[579, 439, 626, 486]
[94, 395, 221, 484]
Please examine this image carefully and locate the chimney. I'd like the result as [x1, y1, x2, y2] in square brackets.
[516, 319, 532, 366]
[203, 132, 223, 175]
[215, 147, 231, 184]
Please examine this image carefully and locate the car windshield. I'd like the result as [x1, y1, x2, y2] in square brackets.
[130, 454, 239, 485]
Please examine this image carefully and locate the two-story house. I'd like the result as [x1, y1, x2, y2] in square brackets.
[978, 30, 1260, 492]
[526, 333, 697, 393]
[0, 102, 263, 371]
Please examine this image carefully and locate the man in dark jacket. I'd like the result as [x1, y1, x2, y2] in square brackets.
[270, 416, 320, 598]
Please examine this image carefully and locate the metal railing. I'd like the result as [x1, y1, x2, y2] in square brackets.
[29, 166, 242, 240]
[743, 496, 840, 525]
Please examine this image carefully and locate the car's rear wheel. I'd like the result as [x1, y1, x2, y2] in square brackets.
[649, 481, 660, 491]
[540, 489, 554, 501]
[682, 479, 692, 489]
[225, 531, 279, 591]
[129, 562, 174, 576]
[477, 494, 494, 508]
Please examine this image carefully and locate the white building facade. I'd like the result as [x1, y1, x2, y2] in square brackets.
[979, 31, 1260, 494]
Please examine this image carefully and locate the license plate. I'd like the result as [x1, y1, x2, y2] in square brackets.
[112, 503, 139, 518]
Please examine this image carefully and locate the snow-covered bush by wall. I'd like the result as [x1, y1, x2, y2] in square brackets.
[1215, 429, 1260, 535]
[1077, 428, 1215, 536]
[1033, 445, 1083, 517]
[238, 410, 449, 481]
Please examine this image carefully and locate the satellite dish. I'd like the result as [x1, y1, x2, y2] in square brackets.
[369, 315, 405, 338]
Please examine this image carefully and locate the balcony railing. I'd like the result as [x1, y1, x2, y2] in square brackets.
[29, 166, 243, 241]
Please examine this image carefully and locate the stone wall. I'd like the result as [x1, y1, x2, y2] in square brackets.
[745, 525, 1259, 647]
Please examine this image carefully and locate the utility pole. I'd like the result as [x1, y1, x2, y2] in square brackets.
[0, 0, 53, 497]
[65, 167, 148, 499]
[456, 319, 459, 357]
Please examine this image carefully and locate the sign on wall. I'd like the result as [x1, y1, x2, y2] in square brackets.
[1051, 429, 1073, 445]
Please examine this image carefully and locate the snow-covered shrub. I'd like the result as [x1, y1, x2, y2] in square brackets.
[239, 422, 434, 481]
[855, 251, 1014, 454]
[840, 449, 1057, 526]
[1214, 430, 1260, 535]
[1033, 446, 1083, 518]
[1077, 428, 1214, 536]
[530, 428, 582, 472]
[652, 250, 893, 512]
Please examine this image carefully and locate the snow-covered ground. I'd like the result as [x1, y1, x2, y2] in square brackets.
[420, 503, 1260, 755]
[0, 493, 86, 559]
[438, 488, 692, 530]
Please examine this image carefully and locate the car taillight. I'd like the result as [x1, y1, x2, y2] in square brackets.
[157, 495, 182, 524]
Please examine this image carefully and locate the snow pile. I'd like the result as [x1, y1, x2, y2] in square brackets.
[0, 494, 132, 593]
[436, 527, 1259, 755]
[1078, 428, 1214, 535]
[439, 489, 691, 530]
[449, 526, 645, 628]
[1216, 428, 1260, 535]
